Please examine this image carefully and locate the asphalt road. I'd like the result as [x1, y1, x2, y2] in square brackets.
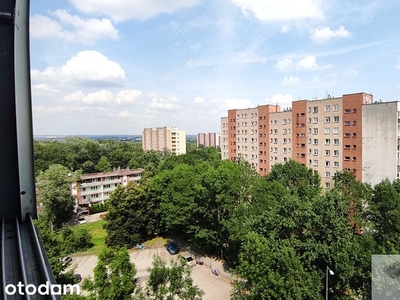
[71, 247, 232, 299]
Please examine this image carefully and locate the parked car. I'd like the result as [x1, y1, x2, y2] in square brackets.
[74, 274, 82, 283]
[78, 217, 87, 224]
[60, 256, 72, 266]
[180, 254, 195, 267]
[166, 242, 179, 255]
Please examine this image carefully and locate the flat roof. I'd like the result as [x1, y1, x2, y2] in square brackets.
[80, 168, 144, 180]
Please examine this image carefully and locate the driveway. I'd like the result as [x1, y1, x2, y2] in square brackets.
[70, 246, 232, 299]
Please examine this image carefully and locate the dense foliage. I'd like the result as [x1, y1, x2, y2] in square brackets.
[34, 137, 400, 299]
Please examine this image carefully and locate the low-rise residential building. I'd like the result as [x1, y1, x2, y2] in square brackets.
[71, 168, 144, 207]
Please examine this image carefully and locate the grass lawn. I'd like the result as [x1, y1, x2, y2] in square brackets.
[71, 220, 107, 255]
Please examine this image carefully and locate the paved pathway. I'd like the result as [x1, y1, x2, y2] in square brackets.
[70, 246, 232, 299]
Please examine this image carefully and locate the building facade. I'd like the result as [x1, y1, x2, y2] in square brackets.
[71, 168, 144, 207]
[219, 92, 400, 187]
[142, 126, 186, 155]
[197, 132, 221, 148]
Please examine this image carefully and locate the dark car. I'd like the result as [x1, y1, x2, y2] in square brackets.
[166, 242, 179, 255]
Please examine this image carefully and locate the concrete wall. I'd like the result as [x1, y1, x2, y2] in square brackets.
[362, 102, 398, 186]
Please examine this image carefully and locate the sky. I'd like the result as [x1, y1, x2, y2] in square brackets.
[29, 0, 400, 135]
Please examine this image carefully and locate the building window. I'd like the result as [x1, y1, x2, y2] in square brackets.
[333, 104, 339, 111]
[325, 161, 330, 167]
[353, 121, 357, 125]
[313, 107, 318, 113]
[334, 139, 339, 145]
[333, 116, 339, 123]
[325, 182, 331, 189]
[325, 117, 330, 123]
[344, 133, 350, 138]
[325, 139, 330, 145]
[313, 160, 318, 166]
[353, 133, 357, 137]
[325, 172, 331, 178]
[334, 161, 339, 168]
[334, 150, 339, 156]
[313, 139, 318, 145]
[344, 156, 350, 161]
[352, 157, 357, 161]
[344, 121, 350, 126]
[313, 117, 318, 124]
[344, 145, 350, 149]
[344, 109, 351, 114]
[353, 108, 357, 113]
[353, 145, 357, 149]
[313, 128, 318, 134]
[325, 105, 330, 112]
[325, 150, 331, 156]
[308, 118, 312, 123]
[325, 128, 330, 134]
[313, 149, 318, 156]
[333, 127, 339, 134]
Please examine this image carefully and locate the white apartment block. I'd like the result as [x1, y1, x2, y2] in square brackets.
[142, 126, 186, 155]
[362, 101, 400, 186]
[71, 168, 143, 207]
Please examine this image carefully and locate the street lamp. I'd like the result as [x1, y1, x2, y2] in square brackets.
[326, 266, 334, 300]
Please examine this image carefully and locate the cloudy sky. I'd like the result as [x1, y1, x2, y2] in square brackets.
[30, 0, 400, 135]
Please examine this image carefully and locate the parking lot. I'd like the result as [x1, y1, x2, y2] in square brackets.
[71, 247, 232, 299]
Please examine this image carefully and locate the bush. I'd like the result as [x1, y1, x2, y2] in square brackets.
[89, 202, 109, 214]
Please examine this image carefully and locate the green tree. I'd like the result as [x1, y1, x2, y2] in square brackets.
[60, 226, 92, 254]
[104, 183, 158, 248]
[266, 159, 321, 199]
[82, 247, 137, 300]
[37, 164, 80, 229]
[367, 179, 400, 253]
[137, 256, 203, 300]
[96, 156, 112, 172]
[233, 232, 320, 299]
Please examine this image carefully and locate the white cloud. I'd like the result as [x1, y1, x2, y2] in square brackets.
[148, 93, 180, 111]
[274, 55, 331, 71]
[115, 90, 143, 104]
[347, 69, 358, 75]
[282, 76, 299, 86]
[298, 55, 318, 70]
[70, 0, 200, 22]
[231, 0, 324, 22]
[395, 55, 400, 70]
[310, 26, 351, 44]
[62, 51, 125, 83]
[274, 58, 293, 71]
[32, 83, 59, 92]
[31, 11, 118, 45]
[193, 97, 205, 104]
[266, 94, 294, 106]
[119, 110, 132, 118]
[63, 89, 142, 105]
[221, 98, 254, 110]
[280, 25, 290, 33]
[32, 51, 126, 87]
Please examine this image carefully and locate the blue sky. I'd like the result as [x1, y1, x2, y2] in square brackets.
[30, 0, 400, 135]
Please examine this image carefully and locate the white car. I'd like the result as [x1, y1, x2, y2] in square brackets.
[78, 217, 87, 224]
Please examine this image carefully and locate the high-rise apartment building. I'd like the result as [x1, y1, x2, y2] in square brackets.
[197, 133, 221, 148]
[221, 92, 400, 187]
[142, 126, 186, 155]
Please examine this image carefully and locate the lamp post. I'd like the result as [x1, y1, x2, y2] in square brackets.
[326, 266, 334, 300]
